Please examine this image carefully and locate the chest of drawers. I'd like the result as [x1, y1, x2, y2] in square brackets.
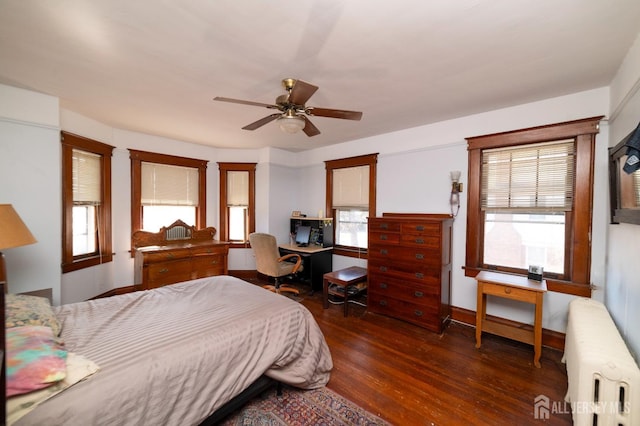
[134, 241, 229, 290]
[132, 220, 229, 291]
[367, 214, 453, 333]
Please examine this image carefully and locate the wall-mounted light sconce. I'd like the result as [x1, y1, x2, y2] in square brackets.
[450, 170, 463, 217]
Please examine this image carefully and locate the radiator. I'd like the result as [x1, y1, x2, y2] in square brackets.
[563, 298, 640, 425]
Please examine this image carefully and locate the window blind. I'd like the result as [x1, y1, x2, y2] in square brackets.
[481, 140, 575, 211]
[141, 162, 199, 206]
[227, 171, 249, 206]
[72, 149, 101, 205]
[333, 165, 369, 208]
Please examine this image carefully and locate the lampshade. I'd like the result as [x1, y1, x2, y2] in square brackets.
[278, 111, 306, 134]
[450, 170, 461, 183]
[0, 204, 37, 250]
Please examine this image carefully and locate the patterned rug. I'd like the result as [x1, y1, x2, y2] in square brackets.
[220, 385, 390, 426]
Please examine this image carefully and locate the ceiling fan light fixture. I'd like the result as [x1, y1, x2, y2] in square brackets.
[277, 111, 305, 134]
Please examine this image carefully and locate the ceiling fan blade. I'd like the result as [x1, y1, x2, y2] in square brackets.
[289, 80, 319, 106]
[302, 116, 321, 137]
[242, 113, 281, 131]
[214, 97, 278, 109]
[308, 107, 363, 121]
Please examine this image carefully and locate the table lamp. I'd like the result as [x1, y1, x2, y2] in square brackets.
[0, 204, 37, 286]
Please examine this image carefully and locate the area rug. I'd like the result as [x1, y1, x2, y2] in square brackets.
[220, 385, 390, 426]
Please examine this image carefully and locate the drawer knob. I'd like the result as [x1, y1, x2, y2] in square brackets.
[415, 272, 424, 279]
[415, 238, 425, 244]
[379, 300, 388, 306]
[415, 253, 424, 260]
[381, 249, 388, 255]
[159, 268, 169, 274]
[505, 288, 512, 294]
[414, 291, 423, 298]
[380, 223, 388, 229]
[166, 253, 175, 259]
[211, 260, 218, 264]
[380, 234, 388, 240]
[414, 310, 423, 317]
[416, 225, 425, 231]
[379, 283, 388, 289]
[380, 266, 388, 272]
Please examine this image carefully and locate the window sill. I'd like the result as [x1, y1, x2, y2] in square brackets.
[333, 246, 368, 259]
[62, 253, 113, 273]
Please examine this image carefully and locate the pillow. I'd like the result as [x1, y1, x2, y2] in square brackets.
[6, 325, 68, 397]
[6, 293, 61, 336]
[7, 352, 100, 425]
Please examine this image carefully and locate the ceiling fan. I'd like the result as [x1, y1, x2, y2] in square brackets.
[214, 78, 363, 137]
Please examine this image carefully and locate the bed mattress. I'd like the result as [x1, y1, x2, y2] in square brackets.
[15, 275, 332, 425]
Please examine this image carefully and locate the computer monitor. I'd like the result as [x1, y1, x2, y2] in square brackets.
[295, 226, 311, 247]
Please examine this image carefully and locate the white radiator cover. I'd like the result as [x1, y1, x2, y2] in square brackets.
[563, 298, 640, 425]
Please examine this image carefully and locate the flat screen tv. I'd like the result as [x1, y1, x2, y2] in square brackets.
[295, 226, 311, 247]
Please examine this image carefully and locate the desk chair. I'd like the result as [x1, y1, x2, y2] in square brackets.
[249, 233, 302, 295]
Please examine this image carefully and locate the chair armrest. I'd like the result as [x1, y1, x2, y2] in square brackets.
[277, 253, 303, 273]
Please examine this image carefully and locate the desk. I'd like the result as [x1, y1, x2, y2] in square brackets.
[475, 271, 547, 368]
[278, 244, 333, 292]
[323, 266, 367, 317]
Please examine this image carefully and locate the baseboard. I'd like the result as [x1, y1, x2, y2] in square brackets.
[450, 306, 565, 351]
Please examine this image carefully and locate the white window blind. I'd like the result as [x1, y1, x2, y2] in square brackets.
[227, 171, 249, 206]
[333, 165, 369, 208]
[141, 162, 199, 206]
[481, 140, 575, 211]
[72, 149, 101, 205]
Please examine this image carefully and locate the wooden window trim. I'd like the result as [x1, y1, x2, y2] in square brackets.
[61, 132, 114, 273]
[129, 149, 207, 255]
[218, 162, 256, 248]
[325, 153, 378, 258]
[465, 116, 603, 297]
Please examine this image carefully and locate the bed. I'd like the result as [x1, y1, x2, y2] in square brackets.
[4, 275, 333, 425]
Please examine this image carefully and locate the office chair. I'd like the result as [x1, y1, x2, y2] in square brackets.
[249, 233, 303, 295]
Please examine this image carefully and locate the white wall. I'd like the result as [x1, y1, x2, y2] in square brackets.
[605, 33, 640, 360]
[0, 85, 62, 304]
[1, 82, 613, 337]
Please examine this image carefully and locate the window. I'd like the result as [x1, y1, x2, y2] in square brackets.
[61, 132, 114, 273]
[130, 150, 207, 250]
[218, 162, 255, 246]
[465, 116, 603, 296]
[325, 154, 378, 257]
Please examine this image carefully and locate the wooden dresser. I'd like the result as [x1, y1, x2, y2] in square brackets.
[367, 213, 453, 333]
[133, 220, 229, 290]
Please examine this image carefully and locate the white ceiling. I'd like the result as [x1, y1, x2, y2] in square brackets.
[1, 1, 639, 152]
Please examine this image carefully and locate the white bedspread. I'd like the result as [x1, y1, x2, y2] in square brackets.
[16, 275, 333, 426]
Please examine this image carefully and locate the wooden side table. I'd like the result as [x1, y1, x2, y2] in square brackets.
[323, 266, 367, 317]
[475, 271, 547, 368]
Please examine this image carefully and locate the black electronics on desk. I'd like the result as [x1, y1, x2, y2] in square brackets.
[290, 217, 333, 247]
[295, 225, 311, 247]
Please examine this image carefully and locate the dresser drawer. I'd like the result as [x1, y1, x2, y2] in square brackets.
[190, 245, 227, 256]
[369, 260, 441, 286]
[369, 274, 440, 303]
[368, 220, 401, 232]
[368, 244, 442, 266]
[400, 222, 440, 235]
[368, 292, 440, 331]
[399, 233, 441, 249]
[147, 260, 192, 287]
[142, 249, 190, 263]
[369, 231, 400, 245]
[191, 255, 226, 278]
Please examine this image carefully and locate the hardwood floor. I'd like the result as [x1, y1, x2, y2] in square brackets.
[240, 274, 573, 425]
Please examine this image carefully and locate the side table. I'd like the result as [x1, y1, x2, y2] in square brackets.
[323, 266, 368, 317]
[475, 270, 547, 368]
